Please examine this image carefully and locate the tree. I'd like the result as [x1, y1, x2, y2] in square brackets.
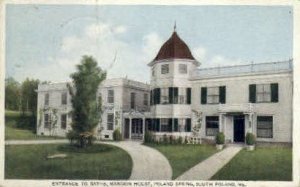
[5, 77, 21, 111]
[68, 56, 106, 148]
[20, 78, 39, 116]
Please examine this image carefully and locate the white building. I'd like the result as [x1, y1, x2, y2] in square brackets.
[37, 29, 293, 143]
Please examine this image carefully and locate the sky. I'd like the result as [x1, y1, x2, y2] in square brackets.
[5, 5, 293, 83]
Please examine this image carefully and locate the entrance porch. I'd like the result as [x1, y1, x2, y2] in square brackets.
[123, 111, 151, 140]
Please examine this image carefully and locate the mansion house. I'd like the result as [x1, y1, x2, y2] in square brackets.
[36, 29, 293, 143]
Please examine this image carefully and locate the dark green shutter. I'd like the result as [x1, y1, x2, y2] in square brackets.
[174, 87, 178, 104]
[201, 87, 207, 104]
[168, 118, 173, 132]
[219, 86, 226, 104]
[150, 90, 153, 105]
[249, 84, 256, 103]
[155, 119, 160, 132]
[168, 87, 173, 104]
[186, 88, 191, 104]
[186, 118, 191, 132]
[174, 118, 178, 132]
[271, 83, 278, 102]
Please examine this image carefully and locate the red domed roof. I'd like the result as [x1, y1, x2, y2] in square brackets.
[154, 31, 195, 61]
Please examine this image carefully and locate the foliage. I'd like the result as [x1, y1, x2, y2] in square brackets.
[246, 132, 256, 145]
[216, 132, 225, 145]
[5, 77, 21, 111]
[5, 144, 132, 179]
[144, 131, 155, 143]
[20, 78, 39, 117]
[5, 111, 63, 140]
[146, 144, 218, 179]
[67, 56, 106, 148]
[113, 128, 122, 141]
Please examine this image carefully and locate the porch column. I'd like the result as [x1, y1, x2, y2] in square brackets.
[129, 117, 132, 139]
[142, 117, 146, 141]
[219, 113, 223, 132]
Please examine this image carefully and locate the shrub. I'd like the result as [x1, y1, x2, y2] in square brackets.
[178, 136, 183, 144]
[144, 131, 154, 143]
[184, 136, 188, 144]
[246, 132, 256, 145]
[113, 129, 122, 141]
[216, 132, 225, 145]
[162, 134, 168, 144]
[66, 131, 78, 145]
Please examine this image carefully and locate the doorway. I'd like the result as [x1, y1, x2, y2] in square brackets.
[233, 115, 245, 142]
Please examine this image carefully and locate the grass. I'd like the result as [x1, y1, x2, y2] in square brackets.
[5, 110, 64, 140]
[5, 144, 132, 180]
[211, 147, 292, 181]
[145, 143, 218, 179]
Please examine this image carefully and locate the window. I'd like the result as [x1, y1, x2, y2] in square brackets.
[143, 93, 148, 106]
[44, 113, 51, 128]
[161, 64, 169, 74]
[256, 84, 271, 102]
[108, 90, 114, 104]
[161, 88, 169, 104]
[61, 92, 67, 105]
[178, 88, 186, 104]
[207, 87, 219, 104]
[201, 86, 226, 104]
[160, 118, 169, 132]
[107, 114, 114, 130]
[206, 116, 219, 136]
[179, 64, 187, 74]
[178, 118, 186, 132]
[61, 114, 67, 129]
[257, 116, 273, 138]
[130, 92, 136, 109]
[249, 83, 278, 103]
[44, 93, 49, 106]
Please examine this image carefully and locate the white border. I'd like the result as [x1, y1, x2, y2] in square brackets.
[0, 0, 299, 187]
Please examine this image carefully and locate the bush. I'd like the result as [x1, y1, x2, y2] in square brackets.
[216, 132, 225, 145]
[144, 131, 154, 143]
[113, 129, 122, 141]
[162, 134, 168, 144]
[66, 131, 78, 145]
[178, 136, 183, 144]
[246, 132, 256, 145]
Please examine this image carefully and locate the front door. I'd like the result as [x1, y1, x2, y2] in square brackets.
[124, 119, 130, 139]
[131, 118, 143, 140]
[233, 115, 245, 142]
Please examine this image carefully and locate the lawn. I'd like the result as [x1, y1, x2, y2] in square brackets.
[5, 144, 133, 180]
[145, 143, 218, 179]
[5, 110, 63, 140]
[211, 147, 292, 181]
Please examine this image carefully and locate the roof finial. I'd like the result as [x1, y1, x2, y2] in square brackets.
[174, 21, 177, 32]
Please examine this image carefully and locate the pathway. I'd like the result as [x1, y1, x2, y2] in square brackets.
[5, 139, 172, 180]
[176, 145, 242, 180]
[102, 141, 172, 180]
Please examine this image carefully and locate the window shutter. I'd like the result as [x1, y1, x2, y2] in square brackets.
[174, 87, 178, 104]
[174, 118, 178, 132]
[271, 83, 278, 102]
[219, 86, 226, 104]
[157, 88, 161, 104]
[150, 90, 153, 105]
[168, 118, 173, 132]
[186, 88, 191, 104]
[185, 118, 191, 132]
[155, 118, 160, 132]
[249, 84, 256, 103]
[169, 87, 173, 104]
[201, 87, 207, 104]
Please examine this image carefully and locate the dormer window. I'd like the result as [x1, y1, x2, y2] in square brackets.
[161, 64, 169, 74]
